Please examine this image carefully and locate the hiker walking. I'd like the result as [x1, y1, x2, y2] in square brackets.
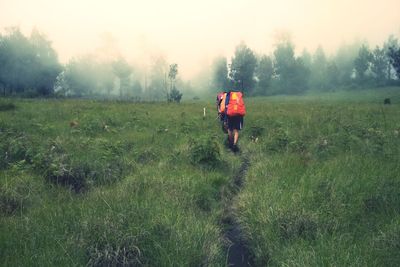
[216, 91, 228, 133]
[217, 90, 246, 152]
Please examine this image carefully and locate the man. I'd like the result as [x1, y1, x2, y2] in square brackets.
[224, 90, 246, 153]
[216, 91, 228, 133]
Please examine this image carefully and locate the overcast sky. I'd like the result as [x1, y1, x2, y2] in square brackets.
[1, 0, 400, 79]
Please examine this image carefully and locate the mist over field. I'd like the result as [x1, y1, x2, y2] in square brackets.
[0, 0, 400, 79]
[1, 0, 400, 79]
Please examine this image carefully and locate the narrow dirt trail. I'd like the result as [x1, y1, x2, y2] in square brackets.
[221, 154, 254, 267]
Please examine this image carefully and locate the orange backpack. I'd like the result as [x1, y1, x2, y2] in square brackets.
[226, 91, 246, 116]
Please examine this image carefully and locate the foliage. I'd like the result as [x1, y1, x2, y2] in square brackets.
[354, 44, 372, 82]
[113, 57, 132, 98]
[388, 45, 400, 79]
[333, 41, 362, 86]
[371, 46, 388, 84]
[229, 42, 258, 94]
[61, 56, 99, 96]
[147, 56, 168, 101]
[273, 40, 310, 94]
[384, 35, 399, 80]
[167, 63, 180, 102]
[168, 86, 183, 103]
[0, 27, 61, 96]
[254, 55, 274, 95]
[310, 46, 328, 90]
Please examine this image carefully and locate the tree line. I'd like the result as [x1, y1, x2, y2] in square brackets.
[211, 36, 400, 96]
[0, 27, 184, 102]
[1, 26, 400, 100]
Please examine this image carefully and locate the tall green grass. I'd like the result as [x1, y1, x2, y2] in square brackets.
[1, 87, 400, 266]
[237, 87, 400, 266]
[0, 98, 237, 266]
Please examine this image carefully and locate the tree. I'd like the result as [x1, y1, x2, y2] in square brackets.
[167, 64, 183, 103]
[57, 57, 117, 97]
[0, 27, 61, 96]
[167, 63, 178, 100]
[147, 56, 168, 101]
[273, 40, 310, 94]
[211, 56, 229, 92]
[229, 42, 257, 94]
[333, 41, 362, 86]
[255, 55, 274, 95]
[169, 86, 183, 103]
[131, 80, 143, 100]
[383, 35, 399, 80]
[354, 44, 372, 83]
[311, 46, 328, 90]
[97, 62, 115, 96]
[0, 27, 33, 95]
[326, 61, 340, 90]
[63, 56, 98, 96]
[113, 58, 132, 98]
[300, 49, 312, 70]
[274, 40, 295, 93]
[29, 29, 62, 95]
[388, 45, 400, 79]
[293, 58, 311, 93]
[371, 46, 388, 85]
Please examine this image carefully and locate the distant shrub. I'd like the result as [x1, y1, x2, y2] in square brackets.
[168, 87, 183, 103]
[189, 136, 221, 167]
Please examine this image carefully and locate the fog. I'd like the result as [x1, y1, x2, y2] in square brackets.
[1, 0, 400, 80]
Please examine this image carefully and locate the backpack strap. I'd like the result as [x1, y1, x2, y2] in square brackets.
[225, 92, 231, 112]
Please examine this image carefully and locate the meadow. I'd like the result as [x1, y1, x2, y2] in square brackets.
[1, 87, 400, 266]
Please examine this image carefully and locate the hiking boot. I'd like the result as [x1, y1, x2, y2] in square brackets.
[232, 144, 239, 153]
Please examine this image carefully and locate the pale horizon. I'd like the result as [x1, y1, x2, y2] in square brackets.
[1, 0, 400, 79]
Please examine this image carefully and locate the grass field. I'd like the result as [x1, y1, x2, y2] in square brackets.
[1, 87, 400, 266]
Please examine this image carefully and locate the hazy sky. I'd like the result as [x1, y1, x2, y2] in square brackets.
[1, 0, 400, 79]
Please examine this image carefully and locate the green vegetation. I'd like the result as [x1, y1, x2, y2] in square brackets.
[1, 87, 400, 266]
[238, 87, 400, 266]
[0, 99, 237, 266]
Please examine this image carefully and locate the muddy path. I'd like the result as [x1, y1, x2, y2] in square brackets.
[220, 154, 254, 267]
